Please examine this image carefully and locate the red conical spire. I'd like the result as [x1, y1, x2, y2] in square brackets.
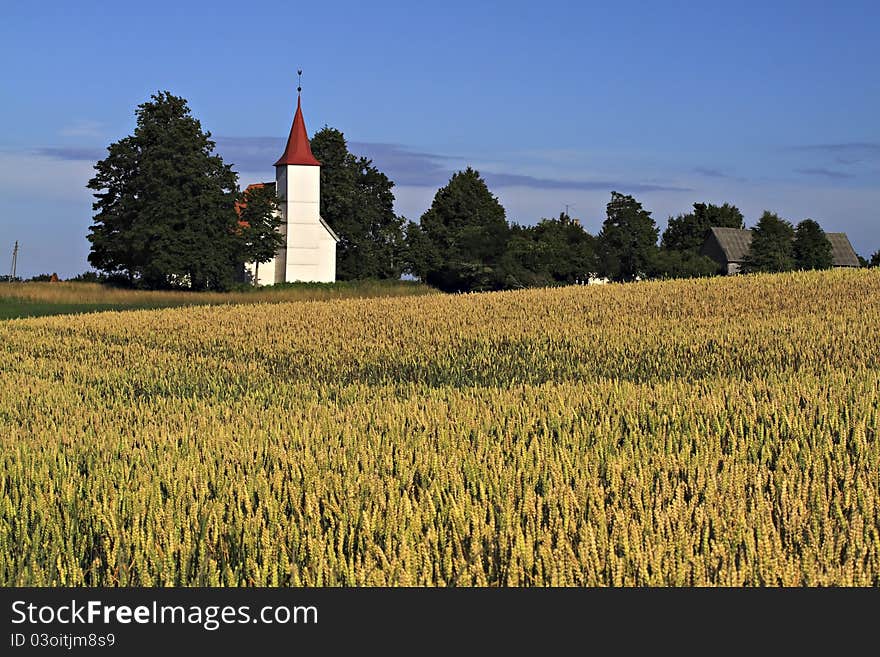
[274, 94, 321, 167]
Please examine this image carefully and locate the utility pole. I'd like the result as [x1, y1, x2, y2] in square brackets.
[9, 241, 18, 281]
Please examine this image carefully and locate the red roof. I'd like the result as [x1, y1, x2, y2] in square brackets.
[274, 96, 320, 167]
[234, 183, 266, 213]
[234, 182, 272, 231]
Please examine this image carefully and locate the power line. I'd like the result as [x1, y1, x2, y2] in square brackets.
[9, 241, 18, 280]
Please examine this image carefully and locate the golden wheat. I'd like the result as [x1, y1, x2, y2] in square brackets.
[0, 280, 433, 309]
[1, 269, 878, 585]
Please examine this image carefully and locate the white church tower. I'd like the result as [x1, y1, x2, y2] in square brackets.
[246, 82, 338, 285]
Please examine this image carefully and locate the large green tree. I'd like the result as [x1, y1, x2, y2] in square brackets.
[87, 92, 240, 290]
[661, 202, 744, 252]
[531, 213, 598, 283]
[871, 250, 880, 267]
[309, 127, 405, 280]
[597, 192, 659, 281]
[237, 184, 283, 285]
[498, 224, 552, 288]
[651, 249, 719, 279]
[406, 167, 510, 292]
[793, 219, 833, 270]
[500, 213, 598, 287]
[741, 211, 795, 274]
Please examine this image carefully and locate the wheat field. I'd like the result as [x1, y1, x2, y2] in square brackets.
[1, 269, 878, 585]
[0, 280, 433, 320]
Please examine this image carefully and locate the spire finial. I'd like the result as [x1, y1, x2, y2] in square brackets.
[297, 69, 302, 96]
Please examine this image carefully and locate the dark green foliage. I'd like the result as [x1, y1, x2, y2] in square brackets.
[86, 136, 141, 282]
[793, 219, 833, 270]
[407, 168, 510, 292]
[500, 213, 598, 288]
[87, 92, 240, 290]
[741, 211, 795, 273]
[532, 213, 599, 283]
[237, 185, 283, 284]
[309, 127, 405, 280]
[67, 271, 107, 283]
[662, 202, 744, 252]
[870, 250, 880, 267]
[651, 249, 719, 279]
[498, 225, 552, 288]
[597, 192, 659, 282]
[27, 273, 56, 282]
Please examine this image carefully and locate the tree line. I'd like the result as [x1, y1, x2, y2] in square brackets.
[84, 92, 879, 291]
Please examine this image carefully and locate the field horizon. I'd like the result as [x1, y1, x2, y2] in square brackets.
[0, 279, 434, 320]
[1, 269, 878, 585]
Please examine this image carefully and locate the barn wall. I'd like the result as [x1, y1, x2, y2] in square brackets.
[699, 236, 729, 274]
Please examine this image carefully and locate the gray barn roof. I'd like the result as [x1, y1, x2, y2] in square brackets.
[707, 227, 752, 263]
[705, 227, 860, 267]
[826, 233, 861, 267]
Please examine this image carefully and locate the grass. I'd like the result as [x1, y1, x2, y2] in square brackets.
[0, 279, 435, 320]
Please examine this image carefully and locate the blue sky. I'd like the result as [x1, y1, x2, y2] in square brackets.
[1, 0, 878, 277]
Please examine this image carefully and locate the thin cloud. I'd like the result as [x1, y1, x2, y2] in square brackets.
[36, 147, 105, 162]
[795, 167, 855, 180]
[790, 142, 880, 159]
[59, 120, 104, 138]
[693, 167, 730, 178]
[483, 172, 690, 193]
[691, 166, 747, 183]
[348, 142, 453, 186]
[215, 136, 689, 192]
[214, 137, 283, 172]
[353, 143, 690, 192]
[31, 137, 689, 194]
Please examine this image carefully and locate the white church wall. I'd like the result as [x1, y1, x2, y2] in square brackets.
[317, 233, 336, 282]
[245, 256, 278, 286]
[287, 166, 320, 205]
[284, 223, 335, 283]
[276, 163, 334, 282]
[273, 219, 287, 284]
[276, 168, 287, 200]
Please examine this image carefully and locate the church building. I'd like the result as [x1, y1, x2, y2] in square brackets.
[244, 89, 338, 285]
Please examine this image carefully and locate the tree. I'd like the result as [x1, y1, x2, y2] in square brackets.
[792, 219, 833, 270]
[407, 167, 509, 292]
[67, 271, 106, 283]
[597, 192, 659, 282]
[499, 213, 598, 287]
[87, 91, 240, 290]
[661, 202, 744, 252]
[870, 250, 880, 267]
[741, 211, 795, 273]
[651, 249, 718, 279]
[532, 213, 598, 283]
[497, 224, 552, 289]
[86, 136, 141, 283]
[237, 184, 283, 285]
[310, 127, 405, 280]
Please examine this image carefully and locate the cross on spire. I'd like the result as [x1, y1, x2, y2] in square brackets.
[274, 71, 320, 167]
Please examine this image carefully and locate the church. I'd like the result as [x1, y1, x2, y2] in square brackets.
[243, 88, 338, 285]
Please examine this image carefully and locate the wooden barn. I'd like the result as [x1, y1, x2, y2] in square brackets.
[700, 227, 860, 274]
